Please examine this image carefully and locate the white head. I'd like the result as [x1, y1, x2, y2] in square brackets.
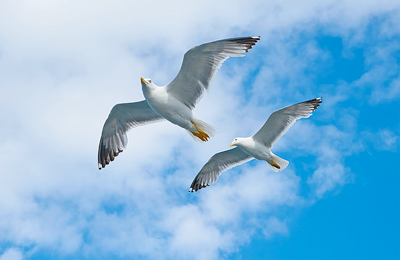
[229, 137, 244, 147]
[140, 77, 155, 90]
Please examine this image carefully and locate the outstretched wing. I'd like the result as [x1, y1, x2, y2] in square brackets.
[166, 36, 260, 109]
[98, 100, 164, 169]
[252, 98, 322, 148]
[189, 147, 253, 192]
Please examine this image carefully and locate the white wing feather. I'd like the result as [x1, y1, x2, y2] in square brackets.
[166, 36, 260, 109]
[252, 98, 322, 148]
[189, 147, 253, 192]
[98, 101, 164, 169]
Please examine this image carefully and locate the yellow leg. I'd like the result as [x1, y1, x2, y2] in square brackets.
[191, 121, 210, 142]
[269, 160, 281, 169]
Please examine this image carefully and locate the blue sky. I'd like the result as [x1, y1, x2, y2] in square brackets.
[0, 0, 401, 263]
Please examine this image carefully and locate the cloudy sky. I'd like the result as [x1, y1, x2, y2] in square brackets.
[0, 0, 400, 260]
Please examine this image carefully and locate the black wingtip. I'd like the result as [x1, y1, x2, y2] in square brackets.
[188, 178, 210, 193]
[312, 97, 323, 111]
[309, 97, 323, 111]
[228, 36, 261, 52]
[98, 139, 124, 170]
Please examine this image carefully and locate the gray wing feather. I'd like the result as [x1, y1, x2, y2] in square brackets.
[252, 98, 322, 148]
[166, 36, 260, 109]
[189, 147, 253, 192]
[98, 100, 164, 169]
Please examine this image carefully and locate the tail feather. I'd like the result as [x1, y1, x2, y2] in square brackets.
[267, 154, 289, 172]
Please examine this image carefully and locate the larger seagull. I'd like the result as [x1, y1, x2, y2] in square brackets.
[189, 97, 322, 192]
[98, 36, 260, 170]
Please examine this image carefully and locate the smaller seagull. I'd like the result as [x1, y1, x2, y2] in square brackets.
[98, 36, 260, 170]
[189, 97, 322, 192]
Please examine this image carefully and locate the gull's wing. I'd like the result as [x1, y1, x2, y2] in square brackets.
[98, 100, 164, 170]
[252, 98, 322, 148]
[166, 36, 260, 109]
[189, 147, 253, 192]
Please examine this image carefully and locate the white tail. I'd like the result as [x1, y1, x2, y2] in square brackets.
[267, 154, 289, 172]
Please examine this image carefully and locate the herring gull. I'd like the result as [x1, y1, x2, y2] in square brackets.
[98, 36, 260, 169]
[189, 97, 322, 192]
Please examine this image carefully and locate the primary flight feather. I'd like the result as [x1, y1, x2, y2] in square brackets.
[98, 36, 260, 169]
[189, 97, 322, 192]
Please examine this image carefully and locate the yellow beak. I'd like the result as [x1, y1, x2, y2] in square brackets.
[141, 77, 147, 84]
[229, 142, 235, 147]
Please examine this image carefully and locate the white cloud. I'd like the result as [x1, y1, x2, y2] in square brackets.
[260, 217, 289, 238]
[309, 162, 350, 198]
[361, 128, 399, 152]
[0, 248, 24, 260]
[350, 37, 400, 104]
[370, 77, 400, 104]
[379, 129, 399, 150]
[0, 0, 399, 259]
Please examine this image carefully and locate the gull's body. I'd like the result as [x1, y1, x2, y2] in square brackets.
[233, 137, 273, 162]
[141, 79, 201, 136]
[98, 36, 260, 169]
[189, 97, 322, 192]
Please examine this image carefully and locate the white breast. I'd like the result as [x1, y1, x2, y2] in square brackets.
[143, 86, 193, 128]
[237, 138, 271, 161]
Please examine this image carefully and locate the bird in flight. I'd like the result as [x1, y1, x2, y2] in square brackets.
[189, 97, 322, 192]
[98, 36, 260, 170]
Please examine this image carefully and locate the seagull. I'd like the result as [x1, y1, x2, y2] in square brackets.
[98, 36, 260, 170]
[189, 97, 322, 192]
